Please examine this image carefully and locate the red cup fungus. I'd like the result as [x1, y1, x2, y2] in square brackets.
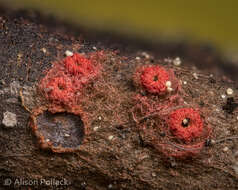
[168, 108, 204, 143]
[30, 105, 89, 153]
[133, 65, 180, 96]
[40, 74, 75, 106]
[140, 66, 169, 94]
[63, 53, 99, 84]
[32, 52, 102, 152]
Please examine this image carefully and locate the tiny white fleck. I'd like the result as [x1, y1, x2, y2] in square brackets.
[167, 87, 173, 92]
[108, 135, 114, 140]
[173, 57, 181, 66]
[236, 115, 238, 121]
[165, 81, 172, 87]
[151, 172, 156, 177]
[211, 139, 216, 145]
[226, 88, 233, 95]
[46, 139, 50, 142]
[183, 81, 187, 85]
[193, 73, 198, 79]
[92, 46, 97, 50]
[135, 56, 141, 60]
[108, 184, 113, 189]
[93, 126, 99, 131]
[65, 50, 73, 57]
[221, 94, 226, 99]
[223, 147, 229, 152]
[64, 134, 70, 137]
[2, 111, 17, 127]
[41, 48, 47, 54]
[98, 116, 102, 120]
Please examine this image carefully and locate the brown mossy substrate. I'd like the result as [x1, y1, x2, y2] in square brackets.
[0, 9, 238, 190]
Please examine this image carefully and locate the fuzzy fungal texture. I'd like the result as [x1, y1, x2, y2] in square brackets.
[34, 52, 102, 152]
[134, 105, 211, 159]
[132, 64, 211, 159]
[64, 53, 94, 76]
[133, 65, 179, 95]
[40, 74, 75, 106]
[141, 66, 169, 94]
[63, 53, 100, 86]
[39, 52, 101, 106]
[168, 108, 204, 143]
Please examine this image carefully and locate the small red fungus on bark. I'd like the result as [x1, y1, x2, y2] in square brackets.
[63, 53, 99, 85]
[140, 66, 169, 94]
[133, 65, 180, 96]
[40, 75, 75, 105]
[34, 52, 103, 152]
[39, 52, 101, 107]
[168, 108, 204, 143]
[132, 63, 211, 159]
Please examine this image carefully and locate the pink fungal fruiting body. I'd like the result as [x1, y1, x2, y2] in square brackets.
[63, 53, 99, 85]
[43, 75, 74, 105]
[140, 66, 169, 94]
[168, 108, 204, 143]
[39, 52, 101, 106]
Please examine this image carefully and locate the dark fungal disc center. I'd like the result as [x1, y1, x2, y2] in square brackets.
[181, 118, 190, 128]
[153, 75, 159, 81]
[36, 111, 85, 148]
[58, 84, 65, 90]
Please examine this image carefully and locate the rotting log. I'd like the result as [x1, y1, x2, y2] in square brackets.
[0, 10, 238, 190]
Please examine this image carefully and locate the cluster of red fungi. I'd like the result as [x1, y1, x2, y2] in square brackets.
[37, 52, 210, 158]
[39, 53, 100, 109]
[133, 65, 211, 159]
[31, 53, 101, 152]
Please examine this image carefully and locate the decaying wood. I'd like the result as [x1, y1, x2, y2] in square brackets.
[0, 9, 238, 190]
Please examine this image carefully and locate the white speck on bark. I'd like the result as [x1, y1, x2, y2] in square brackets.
[193, 73, 199, 79]
[167, 87, 173, 92]
[94, 126, 100, 131]
[151, 172, 157, 177]
[226, 88, 233, 95]
[221, 94, 226, 99]
[2, 111, 17, 127]
[173, 57, 181, 66]
[41, 48, 47, 54]
[165, 81, 172, 87]
[223, 147, 229, 152]
[65, 50, 73, 57]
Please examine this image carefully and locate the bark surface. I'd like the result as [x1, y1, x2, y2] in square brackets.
[0, 10, 238, 190]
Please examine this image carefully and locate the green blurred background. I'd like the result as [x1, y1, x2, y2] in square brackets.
[1, 0, 238, 55]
